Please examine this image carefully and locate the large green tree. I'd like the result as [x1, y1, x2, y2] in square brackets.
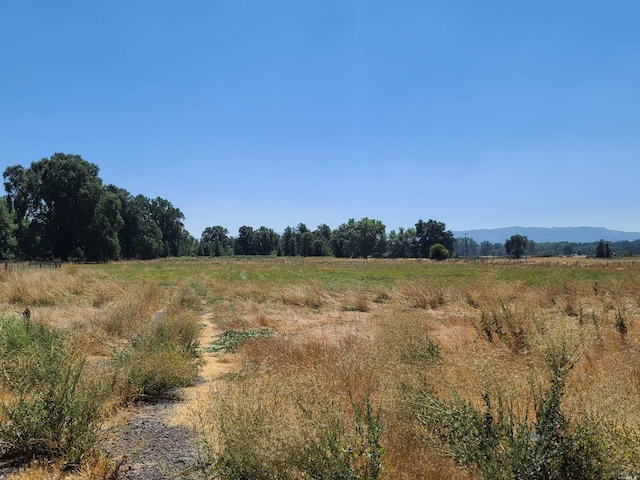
[388, 227, 417, 258]
[3, 154, 122, 260]
[505, 234, 529, 259]
[331, 218, 386, 258]
[254, 226, 279, 255]
[149, 197, 186, 257]
[415, 219, 455, 258]
[294, 223, 313, 257]
[0, 197, 17, 258]
[281, 226, 295, 256]
[595, 240, 611, 259]
[107, 188, 163, 260]
[235, 226, 255, 255]
[200, 226, 231, 257]
[311, 224, 332, 256]
[83, 189, 123, 261]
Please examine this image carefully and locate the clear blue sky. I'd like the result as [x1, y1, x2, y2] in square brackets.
[2, 1, 639, 237]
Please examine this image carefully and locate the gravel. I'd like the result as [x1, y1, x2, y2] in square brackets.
[102, 396, 207, 480]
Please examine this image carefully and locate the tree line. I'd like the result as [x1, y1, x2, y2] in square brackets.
[1, 154, 637, 262]
[455, 237, 640, 258]
[0, 153, 456, 261]
[200, 218, 455, 260]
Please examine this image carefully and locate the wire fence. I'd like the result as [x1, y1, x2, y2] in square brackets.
[3, 261, 62, 273]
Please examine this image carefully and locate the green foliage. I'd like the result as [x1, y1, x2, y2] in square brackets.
[595, 240, 612, 259]
[331, 218, 387, 258]
[429, 243, 450, 260]
[416, 219, 455, 258]
[206, 329, 273, 353]
[84, 189, 123, 261]
[0, 196, 17, 258]
[108, 188, 164, 260]
[298, 394, 384, 480]
[408, 346, 617, 480]
[387, 227, 416, 258]
[6, 154, 108, 260]
[505, 234, 528, 259]
[149, 197, 188, 257]
[615, 308, 628, 337]
[0, 316, 105, 466]
[234, 225, 280, 255]
[200, 225, 232, 256]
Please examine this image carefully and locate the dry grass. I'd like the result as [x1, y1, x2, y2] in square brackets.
[2, 258, 640, 478]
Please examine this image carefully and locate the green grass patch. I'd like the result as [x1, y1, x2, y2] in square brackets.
[206, 329, 273, 353]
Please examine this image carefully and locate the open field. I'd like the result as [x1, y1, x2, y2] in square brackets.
[1, 257, 639, 479]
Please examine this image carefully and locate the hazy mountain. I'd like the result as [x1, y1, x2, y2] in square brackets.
[454, 227, 640, 244]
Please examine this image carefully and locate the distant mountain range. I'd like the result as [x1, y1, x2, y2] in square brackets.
[453, 227, 640, 244]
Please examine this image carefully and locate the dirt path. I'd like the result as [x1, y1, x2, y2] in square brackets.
[102, 308, 238, 480]
[101, 398, 204, 480]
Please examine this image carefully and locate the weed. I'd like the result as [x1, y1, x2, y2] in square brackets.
[615, 308, 628, 338]
[408, 323, 624, 480]
[0, 316, 106, 467]
[197, 377, 384, 480]
[298, 393, 384, 480]
[205, 328, 272, 353]
[477, 303, 529, 353]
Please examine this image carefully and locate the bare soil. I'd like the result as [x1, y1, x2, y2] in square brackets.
[101, 395, 205, 480]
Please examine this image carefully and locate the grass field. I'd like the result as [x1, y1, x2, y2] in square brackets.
[1, 257, 639, 479]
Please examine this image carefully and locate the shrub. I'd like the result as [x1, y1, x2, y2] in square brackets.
[429, 243, 450, 261]
[111, 311, 201, 401]
[407, 348, 613, 480]
[0, 316, 106, 467]
[198, 378, 384, 480]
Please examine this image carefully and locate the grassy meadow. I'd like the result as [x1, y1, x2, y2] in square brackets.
[1, 257, 639, 479]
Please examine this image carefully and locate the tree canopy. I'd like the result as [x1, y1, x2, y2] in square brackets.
[3, 153, 192, 261]
[5, 154, 638, 263]
[505, 234, 529, 259]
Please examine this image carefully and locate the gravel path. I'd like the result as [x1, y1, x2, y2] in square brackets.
[102, 395, 206, 480]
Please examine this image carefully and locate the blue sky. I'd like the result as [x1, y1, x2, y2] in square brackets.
[2, 1, 639, 237]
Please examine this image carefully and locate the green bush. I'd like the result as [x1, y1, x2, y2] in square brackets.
[408, 350, 615, 480]
[429, 243, 450, 261]
[299, 394, 384, 480]
[0, 316, 105, 467]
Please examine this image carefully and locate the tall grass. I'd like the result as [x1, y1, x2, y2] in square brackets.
[110, 309, 202, 402]
[196, 339, 384, 479]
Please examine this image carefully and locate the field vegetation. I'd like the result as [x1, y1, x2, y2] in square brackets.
[0, 257, 639, 479]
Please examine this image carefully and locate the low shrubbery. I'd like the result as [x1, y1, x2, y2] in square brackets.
[198, 377, 384, 480]
[408, 328, 639, 479]
[111, 311, 201, 401]
[0, 316, 106, 467]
